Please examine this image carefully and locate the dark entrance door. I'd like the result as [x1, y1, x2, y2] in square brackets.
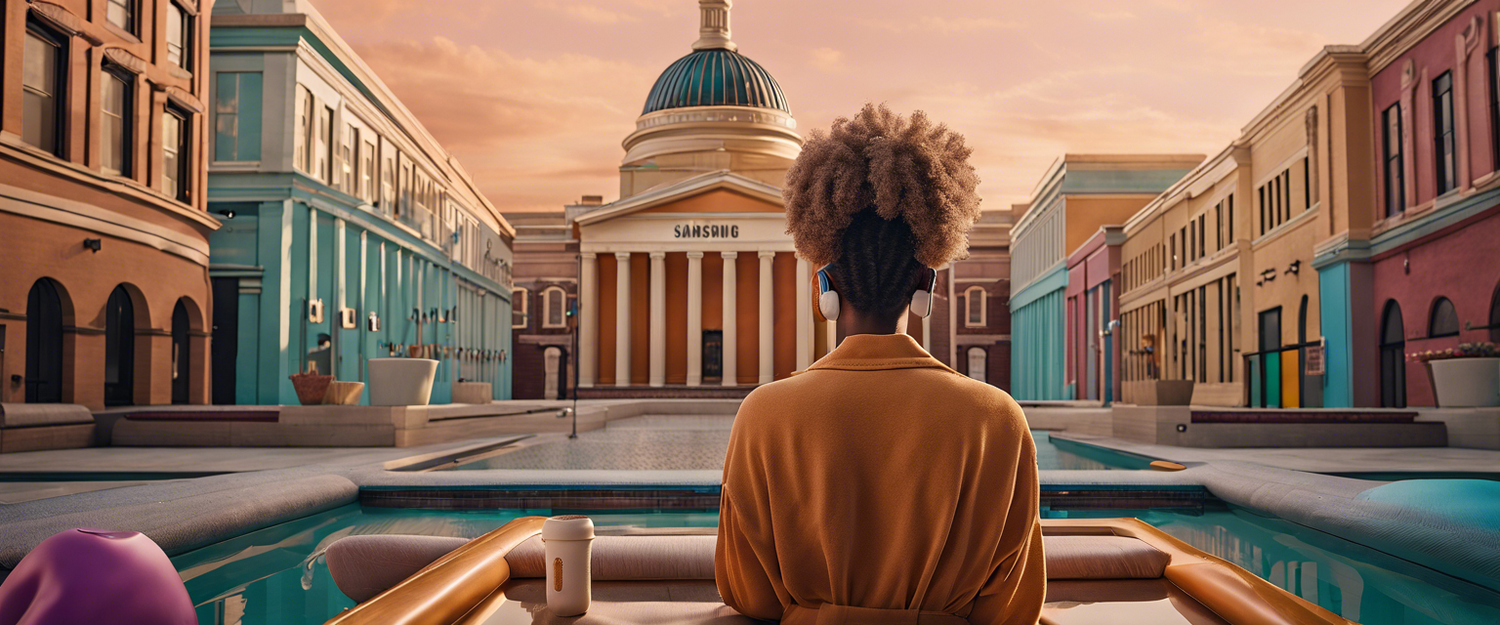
[211, 278, 239, 404]
[1380, 301, 1406, 408]
[104, 286, 135, 406]
[25, 279, 64, 403]
[1257, 307, 1282, 408]
[172, 300, 190, 404]
[702, 330, 723, 380]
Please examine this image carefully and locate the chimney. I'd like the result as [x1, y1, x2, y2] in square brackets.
[581, 195, 603, 206]
[692, 0, 736, 52]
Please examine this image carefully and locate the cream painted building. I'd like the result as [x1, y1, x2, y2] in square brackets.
[1118, 146, 1252, 406]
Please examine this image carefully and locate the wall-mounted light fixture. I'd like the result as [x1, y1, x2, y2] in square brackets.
[83, 238, 102, 253]
[216, 209, 236, 219]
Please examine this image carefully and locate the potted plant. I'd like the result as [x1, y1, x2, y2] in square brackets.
[1408, 342, 1500, 408]
[288, 369, 333, 406]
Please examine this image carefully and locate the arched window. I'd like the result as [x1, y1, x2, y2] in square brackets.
[172, 299, 192, 405]
[1428, 297, 1459, 338]
[25, 278, 66, 403]
[511, 287, 528, 329]
[1379, 300, 1406, 408]
[1489, 282, 1500, 342]
[542, 286, 567, 329]
[965, 286, 986, 327]
[967, 347, 987, 382]
[104, 286, 136, 406]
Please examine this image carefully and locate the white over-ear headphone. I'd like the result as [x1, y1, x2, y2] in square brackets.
[816, 266, 841, 321]
[816, 266, 938, 321]
[910, 268, 937, 319]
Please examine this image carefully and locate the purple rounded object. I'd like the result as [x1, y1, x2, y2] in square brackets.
[0, 528, 195, 625]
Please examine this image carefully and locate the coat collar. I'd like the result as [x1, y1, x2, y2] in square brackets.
[803, 333, 959, 374]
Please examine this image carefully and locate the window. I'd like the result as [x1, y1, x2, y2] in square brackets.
[511, 288, 528, 329]
[1434, 72, 1456, 194]
[294, 87, 312, 172]
[343, 127, 357, 192]
[543, 287, 567, 328]
[965, 286, 986, 327]
[22, 23, 65, 155]
[317, 106, 333, 182]
[166, 3, 190, 70]
[380, 144, 396, 213]
[214, 72, 261, 162]
[1383, 103, 1405, 216]
[107, 0, 135, 33]
[1429, 297, 1460, 338]
[1380, 301, 1406, 408]
[101, 68, 132, 176]
[162, 107, 188, 201]
[360, 138, 375, 200]
[1227, 194, 1234, 241]
[1492, 48, 1500, 170]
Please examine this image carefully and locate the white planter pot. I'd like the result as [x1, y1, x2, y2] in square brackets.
[1429, 357, 1500, 408]
[367, 358, 439, 406]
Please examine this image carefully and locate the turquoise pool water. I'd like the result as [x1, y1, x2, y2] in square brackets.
[441, 428, 1148, 471]
[174, 504, 1500, 625]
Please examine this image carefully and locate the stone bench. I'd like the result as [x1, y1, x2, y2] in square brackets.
[0, 403, 95, 453]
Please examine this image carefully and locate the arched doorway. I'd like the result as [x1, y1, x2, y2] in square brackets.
[104, 286, 136, 406]
[543, 347, 562, 400]
[967, 347, 987, 383]
[25, 279, 65, 403]
[1379, 300, 1406, 408]
[172, 299, 191, 404]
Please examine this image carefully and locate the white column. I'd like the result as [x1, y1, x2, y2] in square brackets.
[758, 251, 775, 384]
[649, 252, 667, 387]
[721, 252, 738, 386]
[686, 252, 704, 386]
[579, 253, 597, 387]
[615, 252, 632, 387]
[796, 258, 812, 370]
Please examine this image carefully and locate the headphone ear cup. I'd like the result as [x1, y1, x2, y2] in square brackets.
[819, 290, 841, 322]
[910, 290, 933, 319]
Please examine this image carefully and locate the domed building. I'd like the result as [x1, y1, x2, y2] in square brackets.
[508, 1, 947, 399]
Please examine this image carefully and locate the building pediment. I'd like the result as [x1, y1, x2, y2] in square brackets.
[574, 170, 782, 227]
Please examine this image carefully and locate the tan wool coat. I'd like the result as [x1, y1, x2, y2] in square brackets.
[716, 333, 1045, 624]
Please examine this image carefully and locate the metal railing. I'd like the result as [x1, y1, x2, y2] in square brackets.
[1242, 340, 1320, 408]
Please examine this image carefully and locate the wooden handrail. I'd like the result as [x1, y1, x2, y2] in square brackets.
[324, 516, 546, 625]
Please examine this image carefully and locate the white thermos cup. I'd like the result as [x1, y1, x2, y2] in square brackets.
[543, 515, 594, 616]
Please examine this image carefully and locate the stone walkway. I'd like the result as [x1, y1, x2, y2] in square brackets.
[453, 415, 733, 471]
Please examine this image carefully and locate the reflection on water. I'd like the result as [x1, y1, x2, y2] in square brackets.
[176, 505, 1500, 625]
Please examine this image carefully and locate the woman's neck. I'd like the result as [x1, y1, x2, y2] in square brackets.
[836, 308, 908, 337]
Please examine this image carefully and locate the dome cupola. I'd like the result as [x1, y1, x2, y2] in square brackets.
[641, 0, 789, 115]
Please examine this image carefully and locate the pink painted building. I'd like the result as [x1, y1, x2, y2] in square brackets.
[1347, 0, 1500, 407]
[1065, 226, 1125, 402]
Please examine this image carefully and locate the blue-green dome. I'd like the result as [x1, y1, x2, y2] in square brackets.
[642, 49, 789, 115]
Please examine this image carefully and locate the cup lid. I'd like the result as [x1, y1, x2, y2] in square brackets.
[543, 515, 594, 541]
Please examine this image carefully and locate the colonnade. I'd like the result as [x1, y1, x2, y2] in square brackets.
[577, 250, 819, 387]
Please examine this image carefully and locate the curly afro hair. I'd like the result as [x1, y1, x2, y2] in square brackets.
[784, 103, 983, 269]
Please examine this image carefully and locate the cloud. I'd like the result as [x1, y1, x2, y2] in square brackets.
[864, 16, 1023, 33]
[346, 37, 658, 211]
[543, 2, 641, 24]
[809, 47, 844, 72]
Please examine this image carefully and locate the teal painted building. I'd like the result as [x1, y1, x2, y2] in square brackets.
[205, 1, 514, 405]
[1009, 155, 1201, 401]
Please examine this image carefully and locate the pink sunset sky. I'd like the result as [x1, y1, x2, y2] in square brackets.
[311, 0, 1413, 213]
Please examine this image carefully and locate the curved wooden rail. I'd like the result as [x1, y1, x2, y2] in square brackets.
[1042, 518, 1355, 625]
[324, 516, 546, 625]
